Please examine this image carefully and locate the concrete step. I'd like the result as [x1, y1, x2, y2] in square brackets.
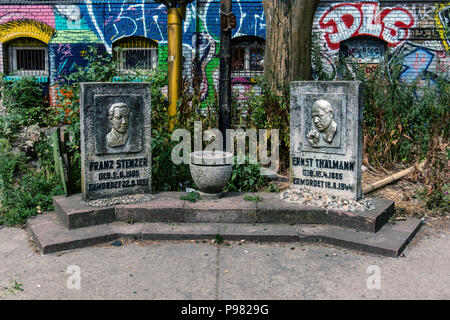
[27, 213, 424, 257]
[53, 192, 395, 233]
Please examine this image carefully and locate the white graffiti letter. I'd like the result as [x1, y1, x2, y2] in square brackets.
[320, 4, 362, 50]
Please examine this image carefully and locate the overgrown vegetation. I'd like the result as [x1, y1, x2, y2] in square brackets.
[0, 77, 64, 226]
[180, 191, 201, 203]
[243, 195, 264, 203]
[311, 38, 449, 215]
[225, 156, 269, 192]
[235, 78, 290, 173]
[56, 46, 270, 196]
[1, 40, 448, 227]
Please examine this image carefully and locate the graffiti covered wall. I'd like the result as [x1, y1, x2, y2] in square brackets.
[0, 0, 266, 114]
[313, 1, 450, 82]
[0, 0, 448, 117]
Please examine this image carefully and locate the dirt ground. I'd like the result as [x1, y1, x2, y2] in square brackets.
[272, 166, 449, 219]
[361, 169, 448, 219]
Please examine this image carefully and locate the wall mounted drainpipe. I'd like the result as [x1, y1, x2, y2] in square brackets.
[154, 0, 193, 132]
[219, 0, 235, 150]
[167, 5, 185, 132]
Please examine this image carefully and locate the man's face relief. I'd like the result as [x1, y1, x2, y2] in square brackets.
[311, 101, 333, 132]
[111, 107, 129, 134]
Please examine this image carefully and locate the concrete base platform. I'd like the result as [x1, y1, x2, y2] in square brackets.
[27, 213, 424, 257]
[53, 192, 395, 233]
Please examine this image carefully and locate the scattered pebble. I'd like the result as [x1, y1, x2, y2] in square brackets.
[110, 240, 123, 247]
[83, 194, 155, 207]
[279, 187, 376, 212]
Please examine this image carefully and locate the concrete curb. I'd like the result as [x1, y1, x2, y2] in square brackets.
[53, 192, 395, 233]
[27, 213, 424, 257]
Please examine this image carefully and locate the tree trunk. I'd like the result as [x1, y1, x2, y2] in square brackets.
[263, 0, 320, 96]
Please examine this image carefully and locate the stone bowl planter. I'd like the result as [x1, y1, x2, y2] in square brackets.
[189, 151, 234, 199]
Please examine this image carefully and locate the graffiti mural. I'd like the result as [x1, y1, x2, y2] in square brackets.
[80, 1, 169, 53]
[195, 31, 218, 100]
[197, 0, 265, 103]
[319, 2, 415, 50]
[314, 2, 449, 82]
[398, 44, 436, 81]
[0, 5, 55, 27]
[436, 4, 450, 51]
[202, 0, 265, 39]
[0, 0, 448, 114]
[0, 19, 55, 43]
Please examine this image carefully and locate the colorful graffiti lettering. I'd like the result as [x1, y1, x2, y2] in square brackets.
[400, 46, 435, 81]
[196, 31, 218, 101]
[319, 2, 414, 50]
[436, 4, 450, 51]
[393, 41, 449, 82]
[201, 0, 265, 40]
[81, 1, 171, 53]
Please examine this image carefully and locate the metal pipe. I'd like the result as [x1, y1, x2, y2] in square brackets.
[219, 0, 233, 151]
[167, 6, 183, 132]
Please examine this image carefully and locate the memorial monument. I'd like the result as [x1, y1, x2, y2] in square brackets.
[290, 81, 363, 200]
[80, 83, 152, 200]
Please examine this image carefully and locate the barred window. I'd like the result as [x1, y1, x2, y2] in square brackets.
[231, 36, 265, 77]
[114, 36, 158, 72]
[339, 36, 387, 64]
[5, 38, 48, 76]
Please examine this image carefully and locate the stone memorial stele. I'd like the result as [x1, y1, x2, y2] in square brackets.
[80, 83, 151, 200]
[290, 81, 363, 200]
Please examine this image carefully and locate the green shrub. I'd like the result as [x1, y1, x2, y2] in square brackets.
[312, 41, 449, 215]
[244, 80, 290, 173]
[0, 138, 64, 227]
[225, 156, 268, 192]
[0, 76, 56, 129]
[151, 130, 194, 192]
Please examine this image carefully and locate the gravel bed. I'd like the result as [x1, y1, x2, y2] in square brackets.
[83, 194, 155, 207]
[280, 187, 376, 212]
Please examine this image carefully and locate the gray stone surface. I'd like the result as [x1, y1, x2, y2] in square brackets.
[290, 81, 363, 200]
[189, 151, 233, 195]
[53, 194, 115, 229]
[183, 193, 258, 223]
[27, 212, 423, 257]
[80, 82, 151, 200]
[2, 218, 449, 299]
[53, 192, 394, 232]
[115, 198, 184, 223]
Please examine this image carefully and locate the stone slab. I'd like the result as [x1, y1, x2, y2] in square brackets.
[27, 214, 119, 255]
[80, 82, 152, 200]
[53, 194, 115, 229]
[183, 193, 258, 223]
[290, 81, 363, 200]
[52, 192, 394, 232]
[256, 192, 394, 232]
[219, 223, 299, 242]
[27, 213, 424, 257]
[140, 223, 220, 241]
[115, 198, 184, 223]
[295, 218, 424, 258]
